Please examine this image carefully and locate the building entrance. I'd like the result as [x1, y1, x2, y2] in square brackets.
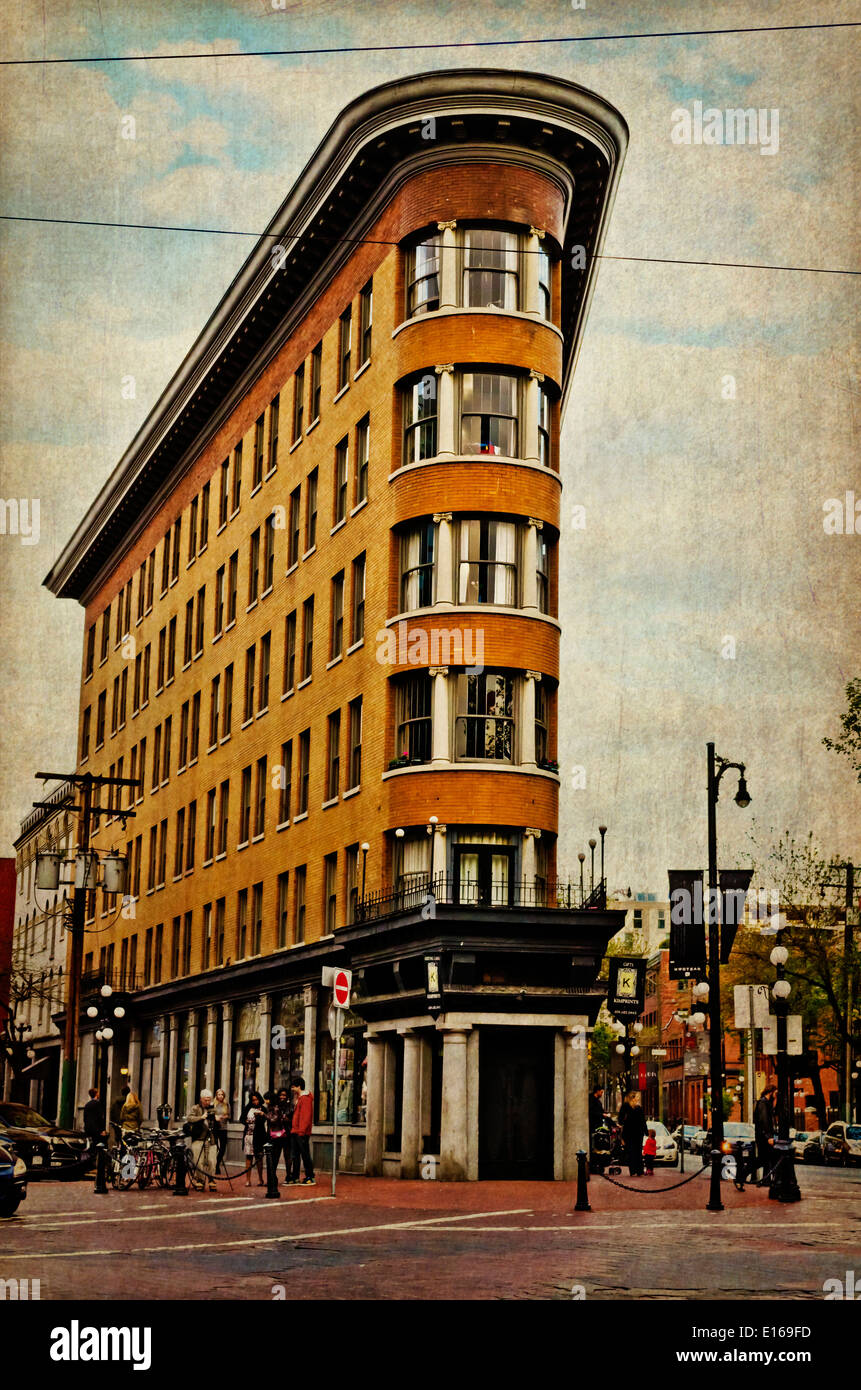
[478, 1026, 554, 1179]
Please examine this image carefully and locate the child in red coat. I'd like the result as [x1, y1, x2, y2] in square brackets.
[643, 1129, 657, 1176]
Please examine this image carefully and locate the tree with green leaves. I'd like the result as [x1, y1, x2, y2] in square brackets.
[822, 677, 861, 781]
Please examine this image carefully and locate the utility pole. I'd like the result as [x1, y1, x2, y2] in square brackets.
[818, 861, 859, 1123]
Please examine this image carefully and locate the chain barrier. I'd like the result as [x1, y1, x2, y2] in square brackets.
[594, 1162, 712, 1194]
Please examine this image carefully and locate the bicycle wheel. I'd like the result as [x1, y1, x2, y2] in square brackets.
[136, 1150, 154, 1189]
[112, 1147, 138, 1190]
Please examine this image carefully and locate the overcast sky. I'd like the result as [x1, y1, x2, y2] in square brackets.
[0, 0, 858, 894]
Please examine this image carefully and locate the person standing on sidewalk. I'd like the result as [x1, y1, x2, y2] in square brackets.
[618, 1091, 647, 1177]
[241, 1090, 268, 1187]
[109, 1085, 130, 1146]
[753, 1083, 777, 1186]
[288, 1077, 315, 1185]
[213, 1088, 231, 1166]
[643, 1128, 657, 1176]
[83, 1088, 106, 1149]
[267, 1093, 290, 1180]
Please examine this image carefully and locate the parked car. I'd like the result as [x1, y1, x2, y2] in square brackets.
[793, 1130, 823, 1163]
[718, 1122, 756, 1174]
[0, 1102, 91, 1180]
[689, 1127, 710, 1155]
[644, 1120, 678, 1166]
[822, 1121, 861, 1166]
[671, 1124, 699, 1152]
[0, 1140, 28, 1217]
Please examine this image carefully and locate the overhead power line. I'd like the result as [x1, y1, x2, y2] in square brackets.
[0, 213, 858, 277]
[0, 20, 858, 66]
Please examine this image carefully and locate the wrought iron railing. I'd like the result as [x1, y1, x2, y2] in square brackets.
[354, 875, 607, 924]
[80, 968, 144, 995]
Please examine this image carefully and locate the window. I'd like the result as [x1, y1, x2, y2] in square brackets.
[536, 531, 549, 614]
[147, 826, 157, 892]
[244, 644, 256, 722]
[324, 853, 338, 932]
[407, 236, 440, 316]
[301, 598, 314, 680]
[359, 279, 372, 364]
[200, 482, 210, 549]
[248, 528, 260, 605]
[111, 675, 119, 735]
[292, 363, 305, 442]
[100, 609, 110, 663]
[253, 413, 265, 489]
[137, 564, 146, 621]
[188, 496, 199, 561]
[538, 246, 552, 320]
[239, 767, 252, 844]
[334, 437, 348, 524]
[400, 522, 435, 611]
[142, 644, 151, 703]
[338, 306, 352, 389]
[254, 757, 267, 836]
[456, 671, 514, 761]
[146, 550, 156, 610]
[396, 673, 431, 763]
[128, 746, 138, 806]
[217, 781, 230, 856]
[214, 564, 225, 636]
[182, 911, 192, 974]
[355, 416, 369, 505]
[96, 691, 106, 748]
[167, 617, 177, 680]
[351, 553, 365, 644]
[201, 903, 212, 970]
[171, 518, 182, 581]
[222, 663, 233, 738]
[157, 819, 168, 887]
[535, 681, 548, 765]
[81, 707, 91, 761]
[458, 519, 517, 605]
[403, 374, 437, 463]
[186, 800, 196, 871]
[195, 585, 205, 655]
[219, 457, 229, 527]
[258, 632, 271, 711]
[132, 835, 142, 896]
[138, 739, 146, 799]
[460, 372, 518, 456]
[310, 341, 322, 421]
[278, 740, 292, 824]
[305, 468, 318, 550]
[297, 730, 310, 815]
[237, 889, 248, 958]
[144, 927, 153, 983]
[330, 572, 344, 659]
[119, 667, 128, 727]
[262, 513, 275, 592]
[190, 691, 200, 760]
[174, 809, 185, 878]
[209, 674, 220, 748]
[326, 710, 341, 801]
[231, 441, 242, 514]
[115, 589, 123, 645]
[294, 866, 306, 943]
[162, 716, 171, 781]
[156, 626, 167, 691]
[346, 845, 360, 923]
[348, 696, 362, 789]
[283, 611, 296, 693]
[277, 872, 289, 947]
[205, 789, 216, 862]
[215, 898, 225, 966]
[133, 653, 142, 713]
[179, 701, 189, 769]
[268, 394, 279, 472]
[288, 487, 301, 568]
[183, 600, 194, 667]
[85, 625, 95, 679]
[462, 227, 519, 309]
[538, 384, 551, 467]
[161, 534, 171, 593]
[227, 551, 238, 625]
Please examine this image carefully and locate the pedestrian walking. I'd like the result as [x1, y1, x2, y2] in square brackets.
[643, 1128, 657, 1176]
[109, 1084, 130, 1146]
[753, 1083, 777, 1186]
[83, 1088, 106, 1148]
[213, 1088, 231, 1166]
[618, 1091, 647, 1177]
[186, 1089, 219, 1191]
[589, 1086, 605, 1135]
[288, 1076, 315, 1185]
[120, 1089, 143, 1135]
[241, 1090, 268, 1187]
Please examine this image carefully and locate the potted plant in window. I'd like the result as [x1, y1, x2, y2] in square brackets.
[538, 756, 559, 774]
[388, 749, 411, 770]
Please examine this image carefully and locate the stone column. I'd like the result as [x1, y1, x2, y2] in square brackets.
[431, 824, 447, 885]
[187, 1011, 200, 1110]
[553, 1028, 567, 1180]
[435, 364, 455, 457]
[400, 1030, 422, 1178]
[564, 1019, 590, 1180]
[258, 993, 272, 1096]
[466, 1028, 480, 1180]
[522, 827, 541, 893]
[127, 1024, 142, 1095]
[432, 513, 453, 606]
[364, 1035, 386, 1176]
[205, 1005, 218, 1094]
[220, 1002, 233, 1102]
[524, 226, 545, 315]
[521, 672, 541, 766]
[157, 1013, 169, 1111]
[302, 985, 317, 1096]
[166, 1013, 179, 1115]
[430, 667, 450, 763]
[439, 1026, 470, 1180]
[522, 518, 542, 611]
[523, 371, 543, 464]
[436, 220, 457, 309]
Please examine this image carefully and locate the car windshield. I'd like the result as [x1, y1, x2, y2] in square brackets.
[723, 1124, 754, 1138]
[0, 1103, 50, 1129]
[847, 1127, 861, 1140]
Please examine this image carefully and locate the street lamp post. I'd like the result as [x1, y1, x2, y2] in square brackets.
[769, 938, 801, 1202]
[86, 984, 126, 1139]
[705, 743, 750, 1213]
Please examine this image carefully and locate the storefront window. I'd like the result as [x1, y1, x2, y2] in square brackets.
[271, 992, 305, 1095]
[316, 1008, 367, 1126]
[231, 1000, 261, 1117]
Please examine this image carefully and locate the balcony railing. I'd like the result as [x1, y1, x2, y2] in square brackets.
[81, 968, 144, 995]
[354, 875, 607, 924]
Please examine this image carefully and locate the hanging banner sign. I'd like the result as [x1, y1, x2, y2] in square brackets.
[720, 867, 754, 963]
[607, 956, 646, 1021]
[668, 869, 706, 979]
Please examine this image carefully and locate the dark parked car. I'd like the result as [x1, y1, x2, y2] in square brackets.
[0, 1102, 91, 1180]
[822, 1121, 861, 1166]
[0, 1140, 28, 1217]
[793, 1130, 823, 1163]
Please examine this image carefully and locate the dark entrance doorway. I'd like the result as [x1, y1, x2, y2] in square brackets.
[478, 1026, 554, 1179]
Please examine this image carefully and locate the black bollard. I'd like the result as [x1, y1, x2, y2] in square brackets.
[171, 1135, 188, 1196]
[574, 1149, 591, 1212]
[733, 1140, 746, 1191]
[93, 1142, 109, 1195]
[264, 1142, 280, 1199]
[769, 1139, 801, 1204]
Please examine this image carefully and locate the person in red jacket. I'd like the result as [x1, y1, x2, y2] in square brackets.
[643, 1128, 657, 1176]
[288, 1076, 316, 1185]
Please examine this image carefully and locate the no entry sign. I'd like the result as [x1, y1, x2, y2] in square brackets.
[333, 968, 352, 1007]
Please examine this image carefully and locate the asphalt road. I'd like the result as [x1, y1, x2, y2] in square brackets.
[2, 1161, 859, 1301]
